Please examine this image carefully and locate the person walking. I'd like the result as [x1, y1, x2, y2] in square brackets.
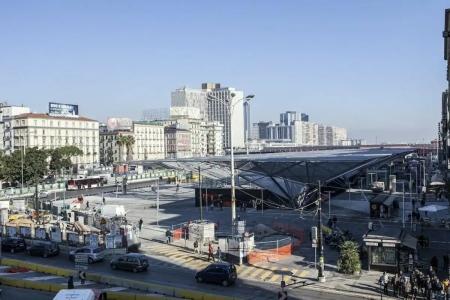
[166, 229, 172, 244]
[86, 201, 89, 208]
[67, 276, 74, 289]
[138, 218, 143, 231]
[216, 246, 222, 262]
[219, 199, 223, 211]
[381, 272, 389, 295]
[208, 243, 215, 262]
[443, 278, 449, 300]
[102, 197, 105, 205]
[193, 240, 199, 254]
[79, 270, 86, 285]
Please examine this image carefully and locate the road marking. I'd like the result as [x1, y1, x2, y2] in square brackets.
[25, 275, 61, 281]
[102, 287, 128, 292]
[260, 266, 277, 281]
[247, 267, 266, 279]
[0, 271, 35, 276]
[238, 266, 256, 278]
[299, 269, 309, 278]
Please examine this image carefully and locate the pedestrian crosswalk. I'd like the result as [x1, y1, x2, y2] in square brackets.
[141, 242, 311, 285]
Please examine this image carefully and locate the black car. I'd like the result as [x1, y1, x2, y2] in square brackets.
[2, 237, 26, 253]
[195, 262, 237, 287]
[110, 253, 149, 273]
[27, 242, 59, 258]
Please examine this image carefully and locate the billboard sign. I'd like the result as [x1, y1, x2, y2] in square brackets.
[107, 117, 132, 131]
[49, 102, 79, 117]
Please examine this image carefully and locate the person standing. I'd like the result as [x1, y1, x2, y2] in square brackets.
[86, 201, 89, 208]
[67, 276, 74, 289]
[208, 243, 215, 262]
[102, 197, 106, 205]
[138, 218, 143, 231]
[381, 272, 389, 295]
[219, 199, 223, 211]
[193, 240, 199, 254]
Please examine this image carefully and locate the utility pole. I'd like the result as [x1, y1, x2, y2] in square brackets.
[317, 181, 326, 282]
[199, 166, 203, 222]
[156, 179, 160, 226]
[443, 9, 450, 181]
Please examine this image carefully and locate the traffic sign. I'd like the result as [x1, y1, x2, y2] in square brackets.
[278, 290, 287, 300]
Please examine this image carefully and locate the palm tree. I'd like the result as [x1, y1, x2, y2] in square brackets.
[116, 135, 135, 162]
[124, 135, 135, 161]
[116, 135, 127, 162]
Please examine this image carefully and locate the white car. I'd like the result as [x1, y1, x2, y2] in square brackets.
[39, 191, 49, 198]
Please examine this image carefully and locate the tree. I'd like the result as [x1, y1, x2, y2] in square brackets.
[337, 241, 361, 274]
[116, 135, 135, 162]
[23, 147, 50, 184]
[49, 146, 83, 174]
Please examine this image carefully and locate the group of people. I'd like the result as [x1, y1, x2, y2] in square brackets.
[379, 268, 450, 299]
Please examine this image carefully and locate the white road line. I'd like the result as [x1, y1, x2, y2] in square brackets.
[0, 271, 35, 276]
[25, 275, 61, 281]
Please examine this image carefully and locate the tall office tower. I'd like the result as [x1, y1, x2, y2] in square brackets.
[279, 111, 298, 126]
[301, 113, 309, 122]
[171, 86, 208, 120]
[243, 101, 250, 144]
[204, 83, 245, 149]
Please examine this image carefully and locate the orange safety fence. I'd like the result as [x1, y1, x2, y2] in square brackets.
[272, 221, 305, 246]
[247, 243, 292, 265]
[172, 228, 182, 241]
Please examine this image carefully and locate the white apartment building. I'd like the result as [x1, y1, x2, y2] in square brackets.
[12, 113, 99, 166]
[100, 121, 165, 165]
[0, 103, 31, 153]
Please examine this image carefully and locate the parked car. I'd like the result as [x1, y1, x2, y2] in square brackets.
[110, 253, 149, 273]
[1, 237, 26, 253]
[38, 191, 49, 198]
[69, 247, 105, 264]
[27, 242, 59, 258]
[195, 262, 237, 286]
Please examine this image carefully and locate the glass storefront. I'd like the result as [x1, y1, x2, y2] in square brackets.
[371, 246, 396, 266]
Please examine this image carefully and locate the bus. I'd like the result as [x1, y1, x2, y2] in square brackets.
[66, 176, 107, 191]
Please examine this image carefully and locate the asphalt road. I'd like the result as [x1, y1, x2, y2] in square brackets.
[0, 285, 55, 300]
[1, 252, 363, 300]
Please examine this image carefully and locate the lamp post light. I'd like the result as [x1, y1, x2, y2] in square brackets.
[207, 92, 254, 234]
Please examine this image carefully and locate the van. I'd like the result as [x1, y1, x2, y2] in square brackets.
[53, 289, 106, 300]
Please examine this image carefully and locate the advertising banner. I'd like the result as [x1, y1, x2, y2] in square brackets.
[49, 102, 79, 117]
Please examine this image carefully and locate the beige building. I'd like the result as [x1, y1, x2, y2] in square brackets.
[205, 121, 224, 156]
[12, 113, 99, 167]
[99, 121, 165, 165]
[164, 125, 192, 159]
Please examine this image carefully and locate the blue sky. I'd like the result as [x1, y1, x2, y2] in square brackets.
[0, 0, 447, 143]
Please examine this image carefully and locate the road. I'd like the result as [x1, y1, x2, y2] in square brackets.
[1, 252, 362, 300]
[0, 285, 55, 300]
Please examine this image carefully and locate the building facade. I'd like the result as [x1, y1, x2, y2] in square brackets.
[12, 113, 99, 167]
[0, 103, 31, 154]
[164, 126, 192, 159]
[100, 121, 165, 165]
[205, 121, 224, 156]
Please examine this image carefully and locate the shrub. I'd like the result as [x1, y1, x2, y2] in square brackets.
[337, 241, 361, 274]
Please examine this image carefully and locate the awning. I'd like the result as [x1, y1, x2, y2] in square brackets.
[383, 195, 397, 206]
[401, 232, 417, 250]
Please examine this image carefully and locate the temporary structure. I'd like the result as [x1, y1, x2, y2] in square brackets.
[418, 204, 448, 213]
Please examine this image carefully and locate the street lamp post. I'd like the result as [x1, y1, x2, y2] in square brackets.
[207, 93, 254, 235]
[317, 181, 326, 282]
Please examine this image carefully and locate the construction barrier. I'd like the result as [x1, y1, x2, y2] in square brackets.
[247, 242, 292, 265]
[0, 258, 239, 300]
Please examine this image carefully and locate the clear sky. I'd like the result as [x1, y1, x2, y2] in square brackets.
[0, 1, 448, 144]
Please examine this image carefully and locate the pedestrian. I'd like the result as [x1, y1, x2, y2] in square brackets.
[102, 197, 105, 205]
[431, 256, 439, 272]
[79, 270, 86, 285]
[193, 240, 199, 254]
[166, 229, 172, 244]
[216, 246, 222, 261]
[381, 272, 389, 295]
[176, 183, 179, 193]
[67, 276, 74, 289]
[219, 199, 223, 211]
[426, 276, 433, 300]
[208, 243, 215, 262]
[444, 255, 449, 272]
[443, 278, 449, 299]
[86, 201, 89, 208]
[138, 218, 143, 231]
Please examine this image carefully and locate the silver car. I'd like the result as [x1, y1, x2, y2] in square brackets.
[69, 247, 105, 264]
